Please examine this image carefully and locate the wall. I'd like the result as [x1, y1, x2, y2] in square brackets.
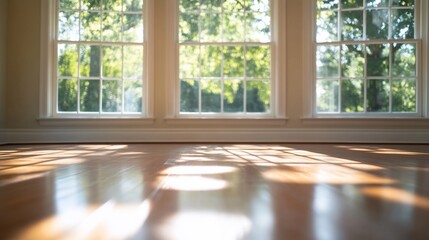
[3, 0, 429, 143]
[0, 0, 7, 129]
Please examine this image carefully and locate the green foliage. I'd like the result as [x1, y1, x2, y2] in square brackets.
[341, 0, 363, 9]
[317, 0, 338, 10]
[317, 45, 339, 78]
[246, 46, 271, 78]
[80, 80, 100, 112]
[224, 80, 244, 112]
[317, 80, 339, 112]
[201, 80, 222, 112]
[367, 80, 389, 112]
[246, 80, 270, 113]
[58, 79, 78, 112]
[341, 44, 364, 77]
[124, 80, 143, 112]
[341, 79, 364, 112]
[181, 80, 199, 112]
[102, 80, 122, 112]
[58, 44, 79, 77]
[392, 79, 416, 112]
[317, 11, 338, 42]
[366, 44, 389, 77]
[102, 46, 122, 78]
[342, 10, 363, 41]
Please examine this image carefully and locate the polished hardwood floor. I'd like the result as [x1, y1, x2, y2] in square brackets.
[0, 143, 429, 240]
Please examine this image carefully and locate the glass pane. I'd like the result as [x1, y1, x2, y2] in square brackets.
[124, 0, 143, 11]
[103, 0, 122, 11]
[58, 79, 78, 112]
[58, 11, 79, 41]
[392, 43, 416, 77]
[224, 80, 244, 112]
[247, 0, 270, 12]
[341, 79, 364, 112]
[201, 46, 222, 77]
[80, 80, 100, 112]
[341, 44, 364, 78]
[180, 46, 200, 78]
[246, 46, 270, 78]
[180, 80, 199, 112]
[60, 0, 79, 9]
[317, 0, 338, 10]
[366, 0, 388, 7]
[81, 11, 101, 41]
[102, 12, 122, 42]
[223, 13, 245, 42]
[341, 0, 363, 8]
[366, 9, 389, 40]
[80, 45, 101, 77]
[246, 12, 270, 42]
[342, 10, 363, 41]
[392, 79, 416, 112]
[316, 80, 339, 112]
[201, 80, 221, 112]
[367, 79, 389, 112]
[82, 0, 101, 10]
[179, 0, 200, 12]
[123, 14, 143, 42]
[102, 46, 122, 78]
[102, 80, 122, 112]
[179, 13, 199, 42]
[200, 13, 222, 42]
[124, 80, 143, 112]
[223, 0, 246, 12]
[392, 9, 415, 39]
[392, 0, 414, 7]
[200, 0, 222, 11]
[366, 44, 390, 77]
[316, 45, 339, 78]
[246, 80, 270, 113]
[58, 44, 79, 77]
[224, 46, 244, 78]
[316, 11, 338, 42]
[124, 46, 143, 79]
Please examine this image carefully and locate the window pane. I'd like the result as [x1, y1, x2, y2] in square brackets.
[124, 46, 143, 79]
[392, 79, 416, 112]
[224, 46, 244, 78]
[316, 45, 339, 78]
[180, 80, 199, 112]
[366, 0, 388, 7]
[223, 13, 245, 42]
[80, 80, 100, 112]
[366, 44, 389, 77]
[392, 9, 414, 39]
[341, 44, 364, 78]
[201, 80, 221, 112]
[124, 0, 143, 11]
[102, 80, 122, 112]
[58, 79, 78, 112]
[224, 80, 244, 112]
[392, 43, 416, 77]
[82, 0, 101, 10]
[200, 13, 222, 42]
[102, 12, 122, 42]
[200, 0, 222, 11]
[392, 0, 414, 7]
[342, 10, 363, 41]
[340, 0, 363, 8]
[58, 44, 79, 77]
[179, 0, 199, 12]
[367, 79, 389, 112]
[317, 0, 338, 10]
[317, 79, 339, 112]
[123, 14, 144, 42]
[103, 0, 122, 11]
[80, 45, 100, 77]
[201, 46, 222, 77]
[223, 0, 246, 12]
[247, 0, 270, 12]
[246, 46, 270, 78]
[341, 79, 364, 112]
[58, 11, 79, 41]
[81, 11, 101, 41]
[366, 9, 389, 40]
[60, 0, 79, 10]
[246, 12, 270, 42]
[180, 46, 200, 78]
[246, 80, 270, 113]
[316, 11, 338, 42]
[179, 13, 199, 42]
[102, 46, 122, 78]
[124, 80, 143, 112]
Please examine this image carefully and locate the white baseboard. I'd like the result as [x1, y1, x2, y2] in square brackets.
[1, 128, 429, 144]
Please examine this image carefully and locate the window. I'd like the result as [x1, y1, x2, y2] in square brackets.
[178, 0, 272, 115]
[315, 0, 419, 115]
[55, 0, 148, 116]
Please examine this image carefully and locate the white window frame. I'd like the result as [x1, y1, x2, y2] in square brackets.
[40, 0, 155, 120]
[302, 0, 429, 119]
[165, 0, 286, 119]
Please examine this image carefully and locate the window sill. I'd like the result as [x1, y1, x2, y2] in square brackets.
[164, 117, 289, 126]
[301, 117, 429, 127]
[38, 117, 156, 127]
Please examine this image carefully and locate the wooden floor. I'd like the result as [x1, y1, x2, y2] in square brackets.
[0, 144, 429, 240]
